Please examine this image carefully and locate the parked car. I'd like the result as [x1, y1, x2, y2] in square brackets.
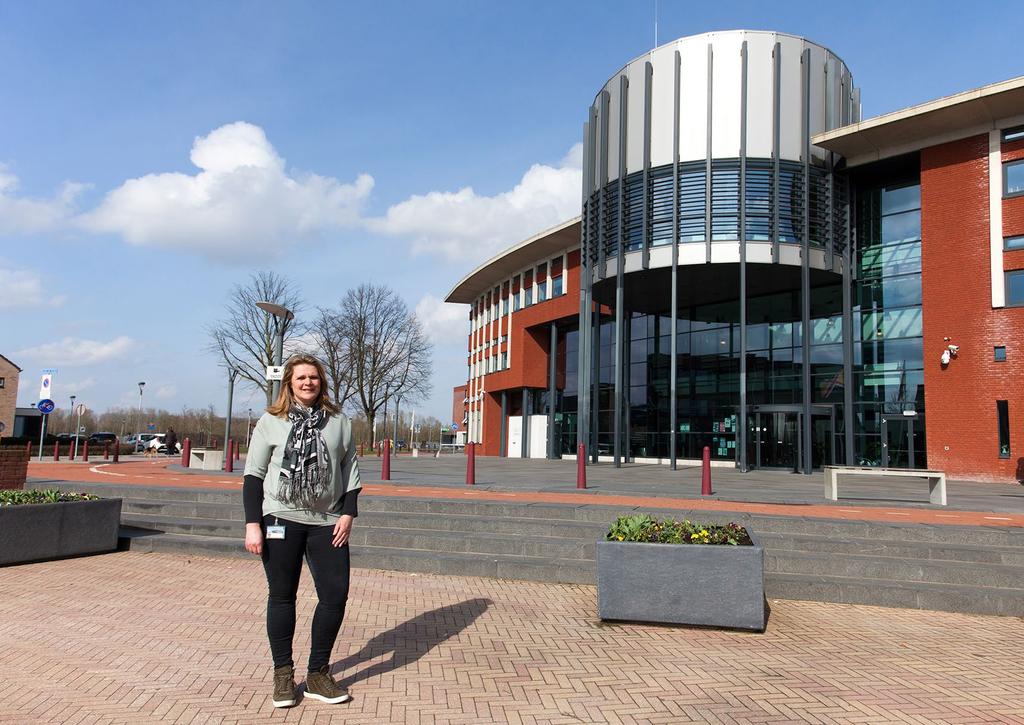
[125, 433, 161, 452]
[88, 432, 118, 446]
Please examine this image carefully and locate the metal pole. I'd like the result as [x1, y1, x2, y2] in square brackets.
[272, 323, 284, 401]
[670, 49, 680, 471]
[37, 414, 47, 461]
[739, 40, 749, 473]
[246, 409, 252, 448]
[223, 369, 236, 455]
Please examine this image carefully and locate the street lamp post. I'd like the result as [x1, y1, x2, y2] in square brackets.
[255, 301, 295, 402]
[223, 367, 240, 454]
[137, 381, 146, 453]
[246, 408, 253, 448]
[69, 394, 76, 439]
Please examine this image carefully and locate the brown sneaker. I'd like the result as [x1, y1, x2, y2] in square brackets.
[304, 665, 352, 704]
[272, 664, 297, 708]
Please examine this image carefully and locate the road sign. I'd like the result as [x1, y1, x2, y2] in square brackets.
[37, 399, 55, 414]
[39, 373, 53, 400]
[450, 423, 458, 431]
[76, 404, 87, 417]
[147, 423, 156, 431]
[415, 425, 421, 433]
[266, 365, 284, 381]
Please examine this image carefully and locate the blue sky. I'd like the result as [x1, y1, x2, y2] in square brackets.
[1, 0, 1020, 422]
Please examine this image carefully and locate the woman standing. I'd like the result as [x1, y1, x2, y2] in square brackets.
[243, 354, 361, 708]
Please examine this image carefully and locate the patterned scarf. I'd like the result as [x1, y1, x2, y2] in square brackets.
[278, 404, 329, 508]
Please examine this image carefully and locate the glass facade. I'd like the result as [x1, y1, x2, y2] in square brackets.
[558, 179, 926, 470]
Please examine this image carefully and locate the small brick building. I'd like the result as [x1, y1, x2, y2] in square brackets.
[0, 354, 21, 441]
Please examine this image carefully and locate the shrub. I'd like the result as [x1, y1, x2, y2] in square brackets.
[0, 489, 99, 506]
[607, 514, 752, 546]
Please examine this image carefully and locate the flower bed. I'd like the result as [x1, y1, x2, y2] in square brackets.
[597, 514, 765, 631]
[0, 489, 121, 566]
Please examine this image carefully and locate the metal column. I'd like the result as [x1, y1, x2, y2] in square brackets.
[669, 50, 681, 471]
[843, 184, 856, 464]
[800, 47, 812, 475]
[522, 387, 530, 459]
[738, 41, 749, 473]
[613, 73, 627, 469]
[591, 308, 601, 463]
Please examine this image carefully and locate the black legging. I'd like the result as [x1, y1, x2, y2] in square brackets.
[260, 515, 350, 671]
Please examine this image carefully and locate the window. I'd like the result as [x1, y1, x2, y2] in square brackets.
[1006, 270, 1024, 306]
[523, 270, 533, 307]
[0, 377, 4, 389]
[1003, 126, 1024, 143]
[997, 400, 1010, 458]
[501, 352, 508, 369]
[1005, 160, 1024, 197]
[995, 346, 1007, 362]
[552, 275, 563, 297]
[1006, 235, 1024, 251]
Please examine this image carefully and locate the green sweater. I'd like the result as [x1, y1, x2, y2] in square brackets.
[244, 411, 362, 524]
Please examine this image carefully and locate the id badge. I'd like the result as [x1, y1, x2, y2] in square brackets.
[266, 525, 286, 540]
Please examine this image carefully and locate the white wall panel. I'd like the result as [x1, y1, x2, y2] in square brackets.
[625, 59, 647, 174]
[711, 34, 743, 159]
[678, 40, 708, 163]
[648, 45, 677, 170]
[605, 80, 621, 181]
[777, 36, 804, 162]
[744, 33, 776, 160]
[808, 45, 827, 162]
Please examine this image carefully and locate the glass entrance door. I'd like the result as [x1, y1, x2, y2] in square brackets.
[880, 414, 916, 468]
[746, 405, 835, 472]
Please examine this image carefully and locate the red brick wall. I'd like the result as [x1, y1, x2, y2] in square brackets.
[0, 358, 19, 441]
[0, 447, 28, 490]
[921, 134, 1024, 482]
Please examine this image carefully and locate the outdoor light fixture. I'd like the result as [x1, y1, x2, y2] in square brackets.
[256, 301, 295, 400]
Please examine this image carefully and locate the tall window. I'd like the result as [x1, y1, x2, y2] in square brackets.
[523, 270, 533, 307]
[512, 275, 521, 311]
[1006, 270, 1024, 307]
[1005, 160, 1024, 197]
[997, 400, 1010, 458]
[551, 256, 564, 296]
[536, 263, 547, 302]
[1003, 126, 1024, 143]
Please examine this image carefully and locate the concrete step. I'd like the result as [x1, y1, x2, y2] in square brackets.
[356, 510, 607, 539]
[766, 549, 1024, 590]
[348, 527, 594, 561]
[121, 498, 243, 521]
[120, 513, 243, 538]
[766, 572, 1024, 617]
[757, 531, 1024, 567]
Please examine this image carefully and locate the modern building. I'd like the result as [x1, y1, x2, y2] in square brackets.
[445, 30, 1024, 483]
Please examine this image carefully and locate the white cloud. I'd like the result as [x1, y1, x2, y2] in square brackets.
[0, 261, 66, 309]
[61, 377, 97, 394]
[154, 384, 177, 400]
[78, 122, 374, 260]
[0, 164, 85, 235]
[15, 336, 135, 366]
[416, 294, 469, 345]
[371, 144, 582, 264]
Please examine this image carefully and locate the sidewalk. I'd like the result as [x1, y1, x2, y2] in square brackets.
[27, 457, 1024, 528]
[3, 551, 1023, 724]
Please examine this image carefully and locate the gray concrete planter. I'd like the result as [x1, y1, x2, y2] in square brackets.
[597, 534, 766, 631]
[0, 498, 122, 566]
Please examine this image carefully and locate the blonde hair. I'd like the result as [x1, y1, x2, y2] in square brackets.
[267, 354, 340, 418]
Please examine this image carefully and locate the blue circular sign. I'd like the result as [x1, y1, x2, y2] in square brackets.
[450, 423, 458, 431]
[37, 399, 55, 414]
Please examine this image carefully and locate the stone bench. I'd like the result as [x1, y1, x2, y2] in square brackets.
[189, 448, 224, 471]
[824, 465, 947, 506]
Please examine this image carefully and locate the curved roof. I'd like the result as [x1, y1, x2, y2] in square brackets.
[444, 217, 581, 304]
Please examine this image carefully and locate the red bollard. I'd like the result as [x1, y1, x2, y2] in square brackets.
[577, 442, 587, 489]
[182, 438, 191, 467]
[235, 442, 240, 461]
[701, 445, 712, 496]
[104, 443, 110, 461]
[466, 441, 476, 485]
[54, 442, 60, 461]
[82, 440, 89, 462]
[112, 440, 120, 464]
[382, 439, 391, 480]
[225, 439, 234, 473]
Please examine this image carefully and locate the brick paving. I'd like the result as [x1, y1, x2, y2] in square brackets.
[2, 551, 1023, 724]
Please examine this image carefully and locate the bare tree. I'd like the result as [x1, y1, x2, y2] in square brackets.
[308, 306, 356, 410]
[208, 271, 304, 407]
[341, 284, 433, 444]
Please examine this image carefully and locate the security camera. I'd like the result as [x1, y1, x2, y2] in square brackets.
[947, 344, 960, 356]
[940, 349, 951, 365]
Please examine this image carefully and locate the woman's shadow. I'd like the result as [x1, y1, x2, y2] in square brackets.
[332, 598, 492, 687]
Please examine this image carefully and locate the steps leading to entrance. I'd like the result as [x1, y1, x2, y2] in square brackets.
[27, 481, 1024, 617]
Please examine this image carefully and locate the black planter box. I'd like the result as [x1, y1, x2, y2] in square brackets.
[597, 534, 766, 631]
[0, 498, 123, 566]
